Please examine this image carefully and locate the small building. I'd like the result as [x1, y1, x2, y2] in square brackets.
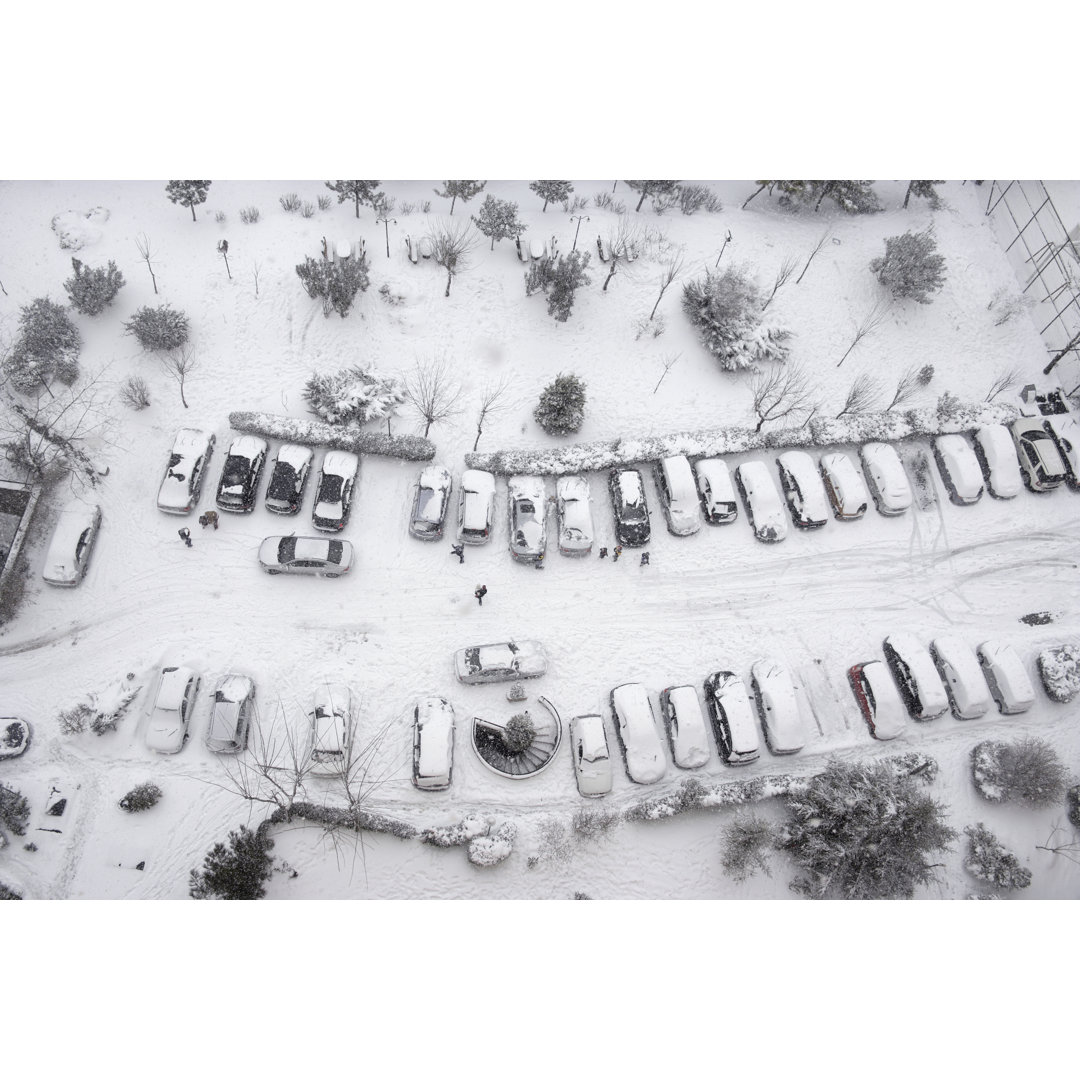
[0, 479, 42, 594]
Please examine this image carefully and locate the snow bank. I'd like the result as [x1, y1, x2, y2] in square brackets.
[1037, 643, 1080, 702]
[229, 411, 435, 461]
[468, 821, 516, 867]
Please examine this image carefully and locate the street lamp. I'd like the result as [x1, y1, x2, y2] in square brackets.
[715, 230, 732, 268]
[571, 214, 590, 254]
[376, 214, 397, 259]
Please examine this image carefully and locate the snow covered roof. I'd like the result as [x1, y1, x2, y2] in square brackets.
[43, 502, 99, 583]
[611, 683, 665, 783]
[977, 640, 1035, 712]
[972, 425, 1021, 497]
[935, 434, 984, 499]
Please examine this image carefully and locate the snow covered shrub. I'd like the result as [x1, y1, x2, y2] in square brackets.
[214, 211, 226, 225]
[0, 782, 30, 839]
[524, 250, 592, 322]
[377, 283, 405, 306]
[124, 304, 189, 351]
[502, 713, 537, 755]
[677, 183, 723, 215]
[527, 817, 572, 867]
[165, 180, 211, 221]
[870, 228, 946, 303]
[681, 266, 791, 371]
[11, 297, 82, 386]
[0, 881, 22, 899]
[634, 312, 666, 340]
[529, 180, 573, 211]
[720, 813, 776, 882]
[317, 194, 332, 212]
[119, 374, 151, 410]
[1067, 784, 1080, 830]
[301, 202, 315, 219]
[904, 180, 944, 210]
[239, 206, 261, 224]
[50, 209, 106, 250]
[919, 363, 935, 386]
[57, 702, 92, 735]
[781, 758, 956, 900]
[189, 825, 274, 900]
[230, 410, 434, 461]
[971, 738, 1068, 808]
[468, 821, 516, 867]
[63, 258, 125, 316]
[420, 815, 489, 848]
[567, 195, 590, 214]
[279, 192, 301, 213]
[593, 191, 626, 214]
[294, 254, 370, 318]
[571, 807, 620, 841]
[987, 286, 1034, 326]
[119, 782, 162, 813]
[1038, 643, 1080, 702]
[534, 373, 587, 436]
[302, 363, 406, 426]
[963, 823, 1032, 890]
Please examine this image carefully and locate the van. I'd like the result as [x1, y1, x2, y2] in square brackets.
[703, 671, 760, 765]
[654, 455, 702, 536]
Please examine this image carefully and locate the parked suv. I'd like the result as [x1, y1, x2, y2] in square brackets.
[930, 636, 991, 720]
[457, 469, 496, 545]
[694, 458, 738, 524]
[312, 450, 359, 531]
[882, 633, 948, 720]
[309, 683, 352, 777]
[933, 434, 984, 506]
[216, 435, 268, 513]
[976, 640, 1036, 715]
[734, 461, 787, 543]
[750, 659, 805, 754]
[42, 501, 101, 587]
[776, 450, 830, 529]
[157, 428, 215, 514]
[412, 696, 455, 790]
[508, 475, 547, 562]
[205, 674, 255, 753]
[608, 469, 651, 546]
[555, 475, 594, 555]
[1010, 418, 1068, 492]
[860, 442, 912, 516]
[819, 452, 869, 520]
[609, 682, 665, 784]
[409, 466, 452, 541]
[971, 425, 1021, 499]
[658, 685, 710, 768]
[146, 665, 200, 754]
[849, 660, 907, 740]
[264, 443, 314, 515]
[654, 455, 702, 536]
[569, 713, 613, 797]
[703, 671, 760, 766]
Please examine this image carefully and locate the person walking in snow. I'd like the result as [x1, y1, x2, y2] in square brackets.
[204, 510, 219, 530]
[450, 543, 465, 564]
[612, 545, 622, 562]
[178, 527, 192, 548]
[474, 584, 488, 606]
[640, 552, 650, 566]
[598, 547, 608, 559]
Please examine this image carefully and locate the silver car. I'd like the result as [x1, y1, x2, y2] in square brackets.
[412, 696, 456, 790]
[145, 665, 200, 754]
[454, 640, 548, 684]
[569, 713, 613, 797]
[409, 466, 453, 541]
[258, 535, 353, 577]
[157, 428, 215, 514]
[735, 461, 788, 543]
[555, 475, 594, 555]
[309, 683, 353, 778]
[205, 674, 256, 753]
[42, 501, 101, 587]
[508, 475, 547, 562]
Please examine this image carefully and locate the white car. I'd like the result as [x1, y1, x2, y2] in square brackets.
[508, 475, 547, 562]
[312, 450, 359, 531]
[309, 683, 352, 777]
[412, 696, 455, 790]
[776, 450, 830, 528]
[694, 458, 738, 525]
[569, 713, 613, 797]
[1010, 418, 1069, 492]
[658, 684, 710, 768]
[882, 633, 949, 720]
[157, 428, 215, 514]
[456, 469, 496, 545]
[609, 682, 666, 784]
[258, 535, 353, 577]
[409, 466, 452, 541]
[205, 674, 255, 753]
[145, 665, 200, 754]
[819, 452, 869, 520]
[654, 455, 702, 536]
[750, 660, 805, 754]
[930, 636, 992, 719]
[454, 640, 548, 684]
[933, 434, 984, 506]
[42, 501, 101, 587]
[555, 475, 594, 555]
[971, 425, 1021, 499]
[976, 641, 1036, 715]
[860, 442, 912, 516]
[264, 443, 314, 515]
[849, 660, 907, 741]
[703, 671, 760, 766]
[734, 461, 788, 543]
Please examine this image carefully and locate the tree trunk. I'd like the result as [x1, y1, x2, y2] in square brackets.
[190, 202, 197, 222]
[649, 288, 664, 320]
[755, 416, 765, 432]
[450, 194, 457, 215]
[473, 426, 482, 451]
[180, 379, 189, 408]
[423, 418, 432, 438]
[836, 339, 857, 367]
[542, 199, 548, 212]
[742, 184, 767, 209]
[635, 189, 647, 212]
[1044, 327, 1080, 374]
[603, 262, 617, 292]
[903, 182, 913, 210]
[814, 184, 830, 212]
[490, 235, 495, 250]
[445, 270, 452, 298]
[354, 193, 360, 218]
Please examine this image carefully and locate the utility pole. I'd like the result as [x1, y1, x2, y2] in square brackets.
[715, 230, 732, 268]
[571, 214, 589, 254]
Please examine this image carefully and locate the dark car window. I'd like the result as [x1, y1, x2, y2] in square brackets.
[327, 542, 344, 563]
[221, 455, 251, 487]
[319, 475, 343, 502]
[268, 463, 299, 500]
[277, 537, 297, 561]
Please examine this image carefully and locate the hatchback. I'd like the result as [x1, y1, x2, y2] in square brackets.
[654, 455, 702, 536]
[609, 682, 666, 784]
[508, 475, 547, 562]
[412, 696, 456, 790]
[205, 674, 255, 753]
[860, 442, 912, 515]
[258, 535, 353, 577]
[145, 665, 200, 754]
[1045, 417, 1080, 491]
[456, 469, 496, 545]
[976, 640, 1036, 715]
[971, 425, 1021, 499]
[734, 461, 788, 542]
[776, 450, 830, 528]
[312, 450, 359, 531]
[703, 671, 760, 765]
[264, 443, 314, 515]
[849, 660, 907, 740]
[750, 660, 805, 754]
[42, 501, 101, 587]
[569, 713, 613, 797]
[215, 435, 268, 513]
[658, 684, 710, 768]
[933, 434, 984, 506]
[930, 636, 992, 719]
[1010, 418, 1068, 492]
[608, 469, 651, 546]
[454, 640, 548, 684]
[157, 428, 215, 514]
[819, 452, 869, 520]
[309, 683, 352, 777]
[694, 458, 738, 524]
[555, 475, 594, 555]
[882, 632, 949, 720]
[409, 466, 453, 541]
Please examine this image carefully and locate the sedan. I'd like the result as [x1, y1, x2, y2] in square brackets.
[42, 501, 101, 587]
[933, 434, 984, 506]
[508, 475, 547, 562]
[309, 683, 352, 778]
[694, 458, 738, 524]
[860, 442, 912, 515]
[569, 713, 613, 797]
[609, 682, 666, 784]
[205, 674, 255, 753]
[971, 425, 1021, 499]
[776, 450, 830, 528]
[312, 450, 359, 531]
[145, 665, 200, 754]
[454, 640, 548, 684]
[608, 469, 651, 546]
[976, 640, 1036, 715]
[215, 435, 268, 513]
[157, 428, 215, 514]
[819, 452, 869, 520]
[658, 684, 710, 769]
[882, 632, 949, 720]
[734, 461, 787, 543]
[849, 660, 907, 740]
[703, 671, 760, 765]
[930, 636, 992, 719]
[750, 659, 805, 754]
[555, 475, 594, 555]
[409, 466, 453, 540]
[1010, 418, 1068, 492]
[264, 443, 314, 515]
[258, 535, 353, 577]
[413, 696, 456, 790]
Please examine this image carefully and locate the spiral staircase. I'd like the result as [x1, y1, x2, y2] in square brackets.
[471, 696, 563, 779]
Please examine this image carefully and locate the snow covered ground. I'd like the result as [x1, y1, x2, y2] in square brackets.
[1, 179, 1079, 901]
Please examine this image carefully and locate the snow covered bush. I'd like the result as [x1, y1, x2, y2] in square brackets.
[420, 815, 489, 848]
[50, 208, 107, 250]
[294, 254, 370, 318]
[119, 374, 151, 410]
[239, 206, 260, 224]
[6, 298, 82, 392]
[529, 180, 573, 211]
[963, 823, 1032, 890]
[676, 183, 723, 215]
[987, 286, 1034, 326]
[165, 180, 211, 222]
[124, 304, 190, 352]
[471, 194, 525, 249]
[527, 816, 572, 867]
[1038, 643, 1080, 702]
[1067, 784, 1080, 830]
[571, 807, 620, 841]
[534, 373, 586, 436]
[720, 813, 776, 882]
[468, 821, 516, 867]
[189, 824, 274, 900]
[681, 266, 791, 371]
[279, 192, 301, 213]
[0, 881, 22, 899]
[229, 410, 435, 461]
[501, 713, 537, 755]
[525, 250, 592, 322]
[119, 782, 162, 814]
[870, 228, 946, 303]
[971, 738, 1068, 807]
[0, 782, 30, 840]
[0, 720, 30, 759]
[302, 363, 406, 426]
[63, 258, 125, 316]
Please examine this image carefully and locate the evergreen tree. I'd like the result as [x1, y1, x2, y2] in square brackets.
[904, 181, 945, 210]
[189, 825, 274, 900]
[524, 251, 592, 322]
[433, 180, 486, 215]
[325, 180, 382, 218]
[63, 258, 125, 315]
[471, 195, 526, 250]
[124, 304, 190, 351]
[534, 372, 587, 435]
[870, 228, 946, 303]
[963, 823, 1032, 890]
[4, 298, 82, 392]
[625, 180, 680, 212]
[0, 782, 30, 838]
[295, 253, 371, 318]
[303, 363, 406, 425]
[811, 180, 881, 214]
[165, 180, 211, 222]
[529, 180, 573, 211]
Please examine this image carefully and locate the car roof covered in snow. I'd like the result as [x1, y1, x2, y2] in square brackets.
[226, 434, 267, 460]
[611, 682, 665, 783]
[859, 660, 907, 739]
[973, 425, 1021, 495]
[660, 456, 697, 501]
[572, 713, 608, 761]
[170, 428, 214, 455]
[977, 640, 1035, 709]
[820, 451, 869, 504]
[321, 450, 359, 477]
[885, 632, 947, 707]
[556, 474, 589, 500]
[695, 457, 735, 496]
[935, 434, 984, 497]
[862, 442, 912, 501]
[461, 469, 495, 495]
[613, 469, 644, 504]
[43, 502, 99, 580]
[508, 475, 545, 501]
[416, 697, 454, 776]
[276, 443, 314, 469]
[155, 666, 194, 711]
[419, 465, 451, 490]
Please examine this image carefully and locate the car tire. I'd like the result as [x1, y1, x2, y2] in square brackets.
[324, 573, 340, 579]
[265, 568, 281, 575]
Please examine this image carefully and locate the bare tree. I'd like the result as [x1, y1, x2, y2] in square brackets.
[428, 220, 477, 298]
[796, 229, 832, 284]
[1035, 826, 1080, 868]
[984, 366, 1022, 403]
[885, 365, 924, 411]
[649, 253, 685, 321]
[135, 233, 158, 295]
[760, 255, 798, 311]
[161, 345, 198, 408]
[404, 354, 464, 437]
[836, 299, 890, 367]
[1045, 326, 1080, 375]
[217, 239, 231, 280]
[836, 372, 882, 417]
[749, 364, 815, 432]
[598, 219, 641, 293]
[252, 260, 262, 299]
[472, 376, 511, 451]
[653, 352, 681, 394]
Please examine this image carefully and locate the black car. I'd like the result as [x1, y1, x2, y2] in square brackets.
[312, 451, 359, 532]
[608, 469, 651, 546]
[216, 436, 268, 513]
[265, 443, 314, 515]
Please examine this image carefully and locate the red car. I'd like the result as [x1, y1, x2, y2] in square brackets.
[848, 661, 907, 741]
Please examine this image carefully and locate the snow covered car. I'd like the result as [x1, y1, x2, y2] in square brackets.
[658, 684, 710, 768]
[734, 461, 788, 543]
[156, 428, 215, 514]
[976, 640, 1036, 715]
[454, 640, 548, 684]
[608, 469, 651, 546]
[264, 443, 314, 515]
[694, 458, 738, 524]
[569, 713, 613, 797]
[971, 425, 1021, 499]
[0, 718, 32, 760]
[42, 501, 101, 587]
[1045, 417, 1080, 490]
[933, 434, 984, 506]
[145, 665, 200, 754]
[750, 659, 805, 754]
[860, 442, 912, 516]
[312, 450, 359, 531]
[205, 674, 255, 753]
[215, 435, 268, 513]
[408, 466, 453, 541]
[848, 660, 907, 741]
[609, 682, 666, 784]
[776, 450, 830, 529]
[412, 696, 455, 790]
[555, 475, 594, 555]
[309, 683, 352, 777]
[508, 475, 547, 562]
[930, 636, 992, 719]
[654, 455, 702, 536]
[819, 452, 870, 520]
[1010, 418, 1068, 492]
[456, 469, 496, 545]
[882, 632, 949, 720]
[703, 671, 760, 766]
[258, 535, 353, 577]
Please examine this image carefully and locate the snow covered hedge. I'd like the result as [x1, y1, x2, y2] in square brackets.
[467, 402, 1019, 476]
[267, 801, 417, 840]
[229, 411, 435, 461]
[963, 823, 1032, 891]
[1037, 643, 1080, 703]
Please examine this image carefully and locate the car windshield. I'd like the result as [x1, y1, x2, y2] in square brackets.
[277, 536, 297, 561]
[267, 463, 298, 499]
[516, 499, 535, 516]
[319, 475, 343, 502]
[222, 455, 250, 486]
[416, 485, 442, 521]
